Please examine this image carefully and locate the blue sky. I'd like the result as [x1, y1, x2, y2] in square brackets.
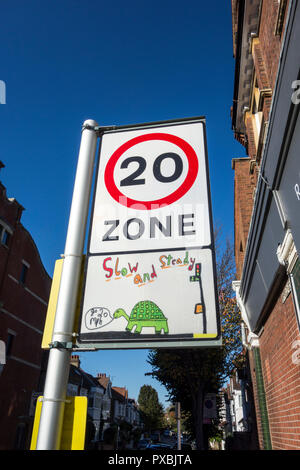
[0, 1, 244, 408]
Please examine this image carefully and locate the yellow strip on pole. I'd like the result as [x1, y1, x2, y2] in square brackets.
[42, 259, 64, 349]
[60, 396, 88, 450]
[42, 256, 85, 349]
[30, 396, 88, 450]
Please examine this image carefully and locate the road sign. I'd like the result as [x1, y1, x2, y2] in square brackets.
[77, 117, 221, 349]
[203, 393, 217, 420]
[89, 120, 211, 253]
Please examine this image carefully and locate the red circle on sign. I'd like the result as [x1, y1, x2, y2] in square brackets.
[104, 132, 199, 210]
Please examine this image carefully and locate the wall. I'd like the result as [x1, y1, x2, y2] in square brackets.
[231, 0, 300, 451]
[0, 178, 51, 449]
[259, 285, 300, 449]
[232, 158, 257, 279]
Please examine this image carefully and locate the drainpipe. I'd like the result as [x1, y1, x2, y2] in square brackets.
[252, 347, 272, 450]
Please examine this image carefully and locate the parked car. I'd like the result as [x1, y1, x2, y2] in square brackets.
[163, 429, 171, 437]
[137, 438, 152, 449]
[150, 432, 160, 443]
[146, 443, 172, 451]
[172, 442, 193, 451]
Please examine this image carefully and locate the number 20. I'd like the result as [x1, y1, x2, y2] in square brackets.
[120, 152, 183, 187]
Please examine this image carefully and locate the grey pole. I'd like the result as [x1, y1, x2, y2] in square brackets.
[36, 120, 98, 450]
[176, 402, 181, 451]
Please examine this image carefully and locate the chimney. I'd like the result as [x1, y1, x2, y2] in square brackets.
[70, 355, 81, 368]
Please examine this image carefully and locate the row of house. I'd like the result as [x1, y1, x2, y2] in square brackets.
[29, 355, 143, 449]
[219, 363, 259, 450]
[66, 355, 143, 447]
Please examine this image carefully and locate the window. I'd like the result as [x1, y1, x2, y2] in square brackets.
[102, 399, 110, 412]
[238, 394, 242, 408]
[88, 391, 102, 409]
[88, 396, 94, 408]
[80, 387, 88, 397]
[251, 80, 263, 148]
[20, 261, 29, 285]
[94, 393, 102, 409]
[290, 258, 300, 330]
[275, 0, 288, 36]
[1, 229, 10, 247]
[0, 221, 12, 247]
[67, 383, 78, 396]
[6, 330, 16, 357]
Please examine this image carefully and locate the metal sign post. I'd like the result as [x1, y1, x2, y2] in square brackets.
[35, 120, 98, 450]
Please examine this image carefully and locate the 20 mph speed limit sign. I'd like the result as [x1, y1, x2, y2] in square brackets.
[78, 117, 221, 349]
[89, 119, 212, 252]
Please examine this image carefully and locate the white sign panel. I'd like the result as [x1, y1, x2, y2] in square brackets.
[78, 118, 221, 348]
[90, 120, 210, 252]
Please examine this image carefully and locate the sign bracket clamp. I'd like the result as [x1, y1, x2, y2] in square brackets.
[81, 122, 117, 136]
[49, 341, 74, 350]
[39, 397, 72, 404]
[49, 332, 79, 350]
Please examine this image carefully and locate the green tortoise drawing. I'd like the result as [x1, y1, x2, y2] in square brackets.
[113, 300, 169, 335]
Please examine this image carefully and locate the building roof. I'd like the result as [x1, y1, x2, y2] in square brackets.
[112, 386, 128, 402]
[69, 356, 104, 391]
[96, 372, 111, 389]
[231, 0, 261, 134]
[0, 170, 51, 283]
[69, 364, 102, 391]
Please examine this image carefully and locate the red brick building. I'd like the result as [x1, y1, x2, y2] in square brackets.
[0, 163, 51, 449]
[231, 0, 300, 450]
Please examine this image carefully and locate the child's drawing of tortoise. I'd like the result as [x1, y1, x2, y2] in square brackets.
[113, 300, 169, 335]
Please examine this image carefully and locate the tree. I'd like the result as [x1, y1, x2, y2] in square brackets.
[147, 229, 243, 450]
[137, 385, 164, 432]
[216, 232, 243, 376]
[147, 347, 224, 449]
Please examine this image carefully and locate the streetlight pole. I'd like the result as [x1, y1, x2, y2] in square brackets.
[176, 402, 181, 451]
[35, 120, 98, 450]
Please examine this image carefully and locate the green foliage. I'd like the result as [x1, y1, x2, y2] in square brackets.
[220, 294, 243, 375]
[147, 347, 224, 447]
[138, 384, 164, 432]
[216, 233, 243, 376]
[147, 349, 224, 399]
[164, 404, 191, 433]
